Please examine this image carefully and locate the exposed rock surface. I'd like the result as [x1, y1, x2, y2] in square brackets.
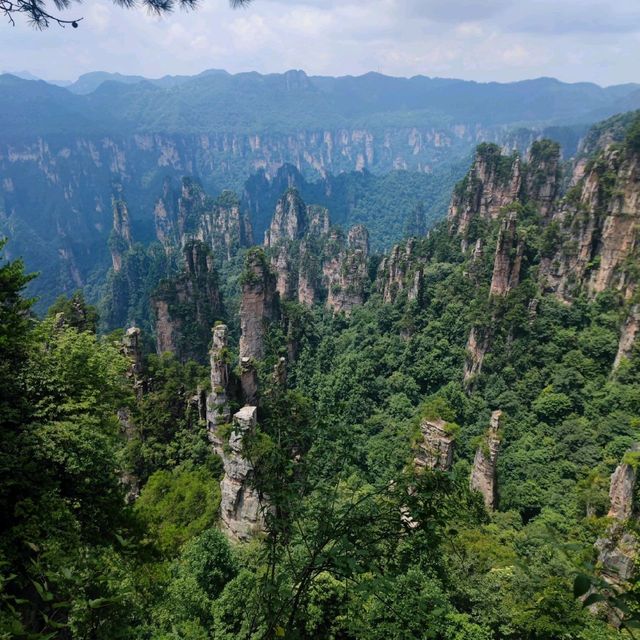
[152, 240, 223, 362]
[489, 212, 524, 296]
[447, 144, 521, 243]
[414, 418, 455, 472]
[324, 225, 370, 314]
[614, 305, 640, 369]
[525, 140, 561, 218]
[463, 326, 490, 386]
[376, 238, 423, 304]
[206, 324, 231, 435]
[540, 143, 640, 302]
[595, 449, 639, 590]
[239, 249, 279, 362]
[215, 406, 266, 541]
[470, 410, 502, 510]
[110, 197, 133, 272]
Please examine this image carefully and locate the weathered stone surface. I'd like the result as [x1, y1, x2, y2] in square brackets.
[264, 188, 307, 247]
[110, 197, 133, 272]
[463, 326, 490, 386]
[414, 418, 455, 472]
[447, 144, 521, 243]
[239, 250, 278, 361]
[525, 140, 561, 218]
[206, 324, 231, 436]
[614, 305, 640, 370]
[608, 461, 637, 520]
[152, 240, 222, 362]
[325, 225, 370, 314]
[595, 526, 638, 584]
[540, 145, 640, 302]
[240, 357, 259, 406]
[376, 238, 423, 304]
[217, 406, 266, 541]
[489, 212, 523, 296]
[122, 326, 144, 397]
[470, 410, 502, 510]
[154, 299, 175, 355]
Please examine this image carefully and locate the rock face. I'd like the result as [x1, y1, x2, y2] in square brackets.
[614, 305, 640, 369]
[109, 197, 133, 272]
[539, 143, 640, 302]
[122, 326, 144, 397]
[215, 406, 266, 541]
[447, 144, 521, 244]
[608, 459, 637, 521]
[595, 450, 639, 589]
[206, 324, 231, 435]
[470, 410, 502, 510]
[263, 189, 331, 304]
[463, 326, 490, 386]
[489, 211, 524, 296]
[414, 418, 455, 472]
[152, 240, 223, 362]
[324, 225, 370, 314]
[153, 178, 252, 263]
[239, 249, 279, 363]
[525, 140, 561, 218]
[376, 238, 423, 304]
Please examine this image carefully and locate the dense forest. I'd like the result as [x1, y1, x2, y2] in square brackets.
[1, 108, 640, 640]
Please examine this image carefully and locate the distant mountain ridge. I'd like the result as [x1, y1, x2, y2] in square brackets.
[1, 69, 640, 137]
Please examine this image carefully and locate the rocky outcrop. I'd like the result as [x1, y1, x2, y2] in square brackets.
[376, 238, 423, 304]
[325, 225, 370, 314]
[470, 410, 502, 510]
[152, 240, 223, 362]
[525, 139, 561, 218]
[447, 144, 521, 244]
[122, 326, 144, 398]
[263, 189, 331, 304]
[540, 143, 640, 302]
[215, 406, 266, 541]
[206, 324, 231, 436]
[614, 305, 640, 370]
[489, 212, 524, 296]
[264, 188, 308, 247]
[239, 249, 279, 363]
[195, 191, 253, 263]
[608, 458, 637, 521]
[594, 450, 639, 591]
[463, 326, 490, 386]
[414, 418, 455, 472]
[109, 197, 133, 272]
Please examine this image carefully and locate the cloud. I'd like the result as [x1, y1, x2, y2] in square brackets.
[0, 0, 639, 85]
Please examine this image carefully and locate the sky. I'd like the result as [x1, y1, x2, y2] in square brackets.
[1, 0, 639, 86]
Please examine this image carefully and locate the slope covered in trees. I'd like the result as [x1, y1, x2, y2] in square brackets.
[2, 110, 640, 639]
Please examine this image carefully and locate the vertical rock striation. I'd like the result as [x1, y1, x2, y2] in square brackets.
[152, 240, 223, 362]
[216, 406, 266, 541]
[470, 410, 502, 510]
[614, 304, 640, 370]
[206, 324, 231, 437]
[414, 418, 455, 472]
[489, 211, 524, 297]
[109, 196, 133, 272]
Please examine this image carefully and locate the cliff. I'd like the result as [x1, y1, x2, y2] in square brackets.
[324, 225, 370, 314]
[109, 196, 133, 272]
[540, 130, 640, 302]
[447, 144, 521, 245]
[414, 418, 455, 472]
[239, 248, 279, 363]
[595, 450, 639, 592]
[376, 238, 423, 304]
[215, 405, 266, 541]
[152, 240, 223, 362]
[470, 410, 502, 510]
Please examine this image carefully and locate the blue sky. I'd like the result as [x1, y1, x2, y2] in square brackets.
[2, 0, 639, 85]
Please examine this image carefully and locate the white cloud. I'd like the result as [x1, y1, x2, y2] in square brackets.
[0, 0, 639, 85]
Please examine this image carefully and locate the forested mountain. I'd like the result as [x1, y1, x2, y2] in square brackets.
[0, 69, 634, 310]
[2, 108, 640, 639]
